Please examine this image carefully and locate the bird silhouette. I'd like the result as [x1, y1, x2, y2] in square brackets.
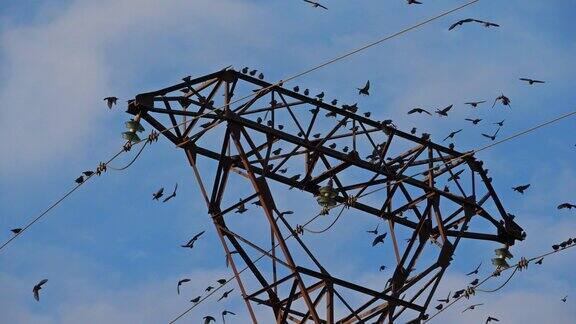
[494, 120, 505, 127]
[449, 18, 476, 30]
[519, 78, 545, 85]
[465, 118, 482, 125]
[561, 295, 568, 302]
[443, 129, 462, 142]
[203, 315, 216, 324]
[343, 146, 350, 152]
[465, 100, 486, 108]
[177, 278, 191, 295]
[535, 258, 544, 265]
[152, 187, 165, 200]
[218, 289, 234, 301]
[367, 224, 379, 235]
[249, 69, 257, 76]
[181, 231, 205, 248]
[407, 108, 431, 115]
[303, 0, 328, 10]
[372, 233, 387, 246]
[435, 104, 453, 117]
[411, 127, 417, 135]
[293, 86, 300, 92]
[453, 289, 465, 299]
[492, 94, 511, 108]
[83, 170, 94, 177]
[481, 127, 501, 141]
[75, 176, 84, 184]
[163, 183, 178, 203]
[278, 168, 288, 174]
[435, 304, 443, 310]
[235, 199, 248, 214]
[190, 296, 201, 303]
[466, 262, 482, 276]
[304, 89, 310, 96]
[486, 316, 500, 323]
[407, 0, 422, 4]
[379, 265, 387, 271]
[331, 99, 338, 105]
[33, 279, 48, 301]
[558, 203, 576, 209]
[222, 310, 236, 324]
[470, 278, 479, 285]
[104, 96, 118, 109]
[217, 278, 227, 285]
[312, 133, 321, 139]
[272, 148, 282, 156]
[462, 303, 483, 313]
[258, 72, 264, 80]
[10, 228, 22, 234]
[474, 19, 500, 28]
[241, 67, 248, 74]
[437, 291, 451, 303]
[512, 184, 530, 194]
[357, 80, 370, 95]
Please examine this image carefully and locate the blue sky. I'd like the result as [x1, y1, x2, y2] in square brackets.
[1, 0, 575, 323]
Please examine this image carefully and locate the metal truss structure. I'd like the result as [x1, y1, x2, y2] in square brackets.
[127, 68, 525, 323]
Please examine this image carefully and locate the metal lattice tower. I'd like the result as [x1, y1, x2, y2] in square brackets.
[127, 68, 525, 323]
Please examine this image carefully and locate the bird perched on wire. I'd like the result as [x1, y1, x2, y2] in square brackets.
[177, 278, 191, 295]
[372, 233, 387, 246]
[33, 279, 48, 301]
[558, 203, 576, 210]
[205, 286, 214, 292]
[482, 128, 501, 141]
[435, 304, 443, 310]
[152, 187, 164, 200]
[443, 129, 462, 142]
[470, 278, 479, 285]
[181, 231, 205, 249]
[465, 118, 482, 125]
[203, 315, 216, 324]
[407, 108, 431, 115]
[222, 310, 236, 324]
[435, 104, 453, 117]
[466, 262, 482, 276]
[10, 228, 22, 234]
[75, 176, 85, 184]
[163, 183, 178, 203]
[217, 278, 227, 285]
[357, 80, 370, 96]
[218, 289, 234, 301]
[303, 0, 328, 10]
[190, 296, 201, 303]
[462, 303, 484, 313]
[535, 258, 544, 265]
[465, 100, 486, 108]
[520, 78, 545, 85]
[104, 96, 118, 109]
[512, 184, 530, 194]
[492, 94, 511, 108]
[486, 316, 500, 323]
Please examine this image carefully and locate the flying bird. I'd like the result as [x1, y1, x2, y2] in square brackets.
[465, 100, 486, 108]
[465, 118, 482, 125]
[33, 279, 48, 301]
[303, 0, 328, 10]
[372, 233, 387, 246]
[435, 104, 453, 117]
[379, 265, 387, 271]
[520, 78, 545, 85]
[218, 289, 234, 301]
[222, 310, 236, 324]
[357, 80, 370, 95]
[462, 303, 484, 313]
[163, 183, 178, 203]
[407, 108, 431, 115]
[11, 228, 22, 234]
[203, 315, 216, 324]
[512, 184, 530, 194]
[181, 230, 205, 248]
[474, 19, 500, 28]
[104, 96, 118, 109]
[481, 127, 501, 141]
[558, 203, 576, 209]
[492, 94, 511, 108]
[152, 187, 165, 200]
[367, 224, 379, 235]
[466, 262, 482, 276]
[177, 278, 191, 295]
[437, 291, 451, 303]
[486, 316, 500, 323]
[443, 129, 462, 142]
[561, 295, 568, 302]
[449, 18, 475, 30]
[494, 120, 505, 127]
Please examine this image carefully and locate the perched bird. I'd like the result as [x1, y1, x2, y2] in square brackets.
[82, 170, 94, 177]
[293, 86, 300, 93]
[258, 72, 264, 80]
[449, 18, 476, 30]
[312, 133, 321, 139]
[435, 104, 453, 117]
[217, 279, 227, 285]
[407, 108, 431, 115]
[552, 244, 560, 251]
[152, 187, 165, 200]
[364, 112, 371, 118]
[482, 128, 501, 141]
[465, 100, 486, 108]
[535, 258, 544, 265]
[241, 67, 249, 74]
[561, 295, 568, 302]
[163, 183, 178, 203]
[435, 304, 443, 310]
[443, 129, 462, 142]
[372, 233, 387, 246]
[303, 0, 328, 10]
[329, 143, 337, 149]
[181, 231, 205, 249]
[512, 184, 530, 194]
[272, 148, 282, 156]
[75, 176, 84, 184]
[466, 262, 482, 276]
[278, 168, 288, 174]
[486, 316, 500, 323]
[470, 278, 479, 286]
[10, 228, 22, 234]
[465, 118, 482, 125]
[289, 174, 301, 181]
[205, 286, 214, 292]
[235, 199, 248, 214]
[104, 96, 118, 109]
[448, 169, 464, 182]
[315, 91, 325, 100]
[177, 278, 191, 295]
[218, 289, 234, 301]
[249, 69, 257, 76]
[520, 78, 545, 85]
[494, 120, 505, 127]
[453, 289, 465, 299]
[222, 310, 236, 324]
[343, 146, 349, 152]
[33, 279, 48, 301]
[462, 303, 483, 313]
[437, 291, 451, 303]
[367, 224, 379, 235]
[411, 127, 417, 135]
[357, 80, 370, 96]
[379, 265, 387, 271]
[203, 315, 216, 324]
[304, 89, 310, 96]
[331, 99, 338, 105]
[190, 296, 201, 303]
[492, 94, 511, 108]
[558, 203, 576, 209]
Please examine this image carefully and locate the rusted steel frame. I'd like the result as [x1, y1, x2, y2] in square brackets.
[387, 183, 402, 265]
[310, 160, 353, 185]
[338, 176, 389, 192]
[181, 79, 223, 138]
[305, 104, 320, 138]
[384, 144, 427, 169]
[326, 283, 334, 324]
[442, 192, 490, 229]
[208, 128, 231, 209]
[230, 125, 323, 324]
[278, 92, 307, 138]
[322, 125, 380, 141]
[270, 145, 303, 174]
[232, 85, 273, 115]
[272, 227, 277, 296]
[299, 286, 328, 324]
[427, 157, 467, 180]
[143, 106, 220, 119]
[404, 155, 455, 167]
[296, 267, 424, 312]
[216, 225, 290, 268]
[246, 273, 296, 300]
[317, 154, 350, 200]
[436, 149, 467, 197]
[392, 145, 427, 177]
[161, 96, 183, 138]
[182, 77, 219, 100]
[279, 280, 301, 324]
[375, 132, 394, 168]
[248, 147, 307, 165]
[390, 271, 443, 321]
[240, 99, 305, 116]
[313, 116, 349, 149]
[333, 288, 363, 323]
[211, 193, 259, 219]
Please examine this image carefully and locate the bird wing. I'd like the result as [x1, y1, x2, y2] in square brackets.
[423, 109, 431, 115]
[481, 134, 490, 139]
[318, 3, 328, 9]
[38, 279, 48, 286]
[407, 109, 417, 114]
[519, 78, 531, 82]
[192, 230, 206, 240]
[365, 80, 370, 90]
[34, 289, 40, 301]
[449, 21, 460, 30]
